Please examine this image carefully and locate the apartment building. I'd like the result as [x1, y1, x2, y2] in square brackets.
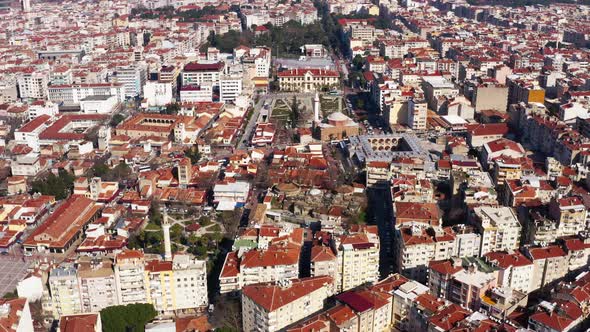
[114, 250, 148, 305]
[484, 250, 534, 293]
[48, 83, 125, 105]
[242, 276, 333, 332]
[337, 233, 380, 292]
[49, 264, 82, 318]
[310, 246, 339, 291]
[219, 76, 242, 102]
[182, 62, 225, 87]
[549, 196, 587, 238]
[179, 84, 213, 103]
[77, 257, 118, 313]
[407, 99, 427, 131]
[524, 245, 568, 291]
[111, 65, 147, 98]
[18, 70, 49, 99]
[470, 206, 521, 256]
[170, 254, 208, 313]
[395, 225, 455, 283]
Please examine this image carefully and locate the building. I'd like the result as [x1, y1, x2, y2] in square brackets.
[77, 257, 118, 313]
[470, 206, 521, 256]
[317, 111, 360, 141]
[48, 83, 125, 105]
[179, 84, 213, 103]
[213, 179, 250, 209]
[23, 195, 101, 254]
[242, 276, 334, 332]
[58, 313, 102, 332]
[143, 81, 173, 107]
[17, 70, 49, 99]
[407, 99, 427, 131]
[49, 264, 82, 317]
[79, 95, 119, 114]
[484, 251, 534, 293]
[219, 76, 242, 103]
[111, 65, 147, 98]
[182, 62, 225, 87]
[114, 250, 148, 305]
[337, 233, 380, 292]
[525, 245, 568, 291]
[0, 298, 34, 332]
[277, 68, 340, 92]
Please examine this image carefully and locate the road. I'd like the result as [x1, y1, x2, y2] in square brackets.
[367, 188, 395, 278]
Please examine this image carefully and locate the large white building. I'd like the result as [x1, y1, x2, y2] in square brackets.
[48, 83, 125, 105]
[219, 76, 242, 102]
[111, 65, 147, 98]
[179, 84, 213, 103]
[182, 62, 225, 87]
[470, 206, 521, 256]
[18, 70, 49, 100]
[143, 81, 174, 107]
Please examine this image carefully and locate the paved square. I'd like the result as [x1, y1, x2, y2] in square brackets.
[0, 256, 31, 296]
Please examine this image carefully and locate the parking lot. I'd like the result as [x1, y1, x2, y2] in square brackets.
[0, 255, 30, 296]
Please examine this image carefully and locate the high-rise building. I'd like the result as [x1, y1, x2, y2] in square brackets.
[114, 250, 148, 305]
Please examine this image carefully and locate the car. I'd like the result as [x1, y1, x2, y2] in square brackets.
[1, 251, 8, 256]
[24, 251, 32, 257]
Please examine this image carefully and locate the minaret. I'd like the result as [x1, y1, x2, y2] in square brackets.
[313, 91, 320, 122]
[22, 0, 30, 12]
[162, 211, 172, 261]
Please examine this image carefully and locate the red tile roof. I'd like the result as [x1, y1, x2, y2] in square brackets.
[242, 276, 333, 312]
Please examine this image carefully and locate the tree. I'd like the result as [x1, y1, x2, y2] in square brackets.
[184, 146, 201, 164]
[149, 201, 163, 225]
[30, 169, 74, 200]
[110, 113, 126, 127]
[290, 96, 300, 125]
[162, 103, 180, 115]
[100, 303, 157, 332]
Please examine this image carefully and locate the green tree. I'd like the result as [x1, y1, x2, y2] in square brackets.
[162, 103, 180, 115]
[290, 96, 300, 125]
[110, 113, 126, 127]
[184, 146, 201, 163]
[30, 169, 74, 200]
[100, 303, 157, 332]
[149, 201, 163, 225]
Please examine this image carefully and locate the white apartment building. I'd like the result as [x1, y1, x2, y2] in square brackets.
[11, 154, 41, 177]
[27, 101, 58, 120]
[111, 65, 147, 98]
[171, 255, 208, 313]
[242, 276, 334, 332]
[485, 251, 534, 293]
[144, 81, 173, 107]
[179, 84, 213, 103]
[18, 71, 49, 100]
[182, 62, 225, 87]
[77, 258, 118, 313]
[14, 114, 52, 153]
[471, 206, 521, 256]
[0, 298, 34, 332]
[337, 233, 380, 292]
[219, 76, 242, 102]
[407, 99, 427, 131]
[48, 265, 82, 318]
[114, 251, 148, 305]
[48, 83, 125, 105]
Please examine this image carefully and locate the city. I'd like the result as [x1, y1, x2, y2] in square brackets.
[0, 0, 589, 331]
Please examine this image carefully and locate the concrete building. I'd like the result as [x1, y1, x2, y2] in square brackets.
[182, 62, 225, 87]
[0, 298, 34, 332]
[277, 68, 340, 92]
[143, 81, 173, 107]
[470, 206, 521, 256]
[111, 65, 147, 98]
[77, 257, 118, 313]
[524, 245, 568, 291]
[242, 276, 333, 332]
[471, 83, 509, 112]
[337, 233, 380, 292]
[49, 264, 82, 318]
[17, 70, 49, 100]
[114, 250, 148, 305]
[407, 99, 427, 131]
[179, 84, 213, 103]
[485, 251, 534, 293]
[80, 95, 119, 114]
[219, 76, 242, 102]
[48, 83, 125, 105]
